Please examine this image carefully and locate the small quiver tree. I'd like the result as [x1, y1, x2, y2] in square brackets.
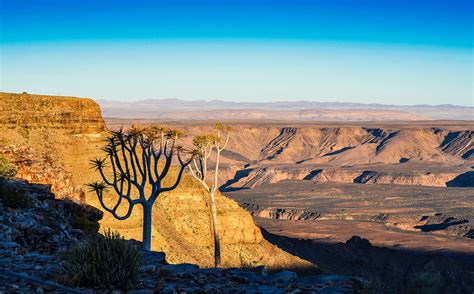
[89, 126, 193, 251]
[188, 123, 230, 267]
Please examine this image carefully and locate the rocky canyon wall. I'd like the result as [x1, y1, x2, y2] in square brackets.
[167, 124, 473, 189]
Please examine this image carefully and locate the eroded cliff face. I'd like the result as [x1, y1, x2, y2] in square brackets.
[171, 124, 473, 189]
[0, 92, 107, 198]
[0, 92, 105, 133]
[0, 92, 311, 270]
[209, 126, 472, 165]
[223, 165, 467, 190]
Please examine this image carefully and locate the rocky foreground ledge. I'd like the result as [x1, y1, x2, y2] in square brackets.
[0, 178, 366, 293]
[134, 251, 366, 293]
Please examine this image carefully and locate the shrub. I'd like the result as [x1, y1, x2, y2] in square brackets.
[0, 155, 17, 179]
[73, 213, 100, 233]
[407, 271, 444, 293]
[0, 179, 33, 209]
[63, 229, 142, 289]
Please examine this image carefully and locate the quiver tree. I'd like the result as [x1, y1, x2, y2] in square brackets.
[88, 126, 193, 251]
[188, 123, 231, 267]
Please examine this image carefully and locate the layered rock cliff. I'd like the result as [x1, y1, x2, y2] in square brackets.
[0, 92, 105, 134]
[222, 165, 469, 190]
[0, 92, 312, 270]
[178, 125, 473, 166]
[167, 124, 473, 189]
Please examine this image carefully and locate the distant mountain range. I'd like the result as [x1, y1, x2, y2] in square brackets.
[97, 99, 473, 121]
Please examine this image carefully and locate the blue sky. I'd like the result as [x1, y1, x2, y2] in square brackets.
[1, 0, 473, 105]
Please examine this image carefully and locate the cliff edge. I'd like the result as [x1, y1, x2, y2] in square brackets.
[0, 92, 313, 270]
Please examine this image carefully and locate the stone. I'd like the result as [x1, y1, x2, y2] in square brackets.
[140, 264, 156, 273]
[164, 263, 199, 273]
[233, 276, 250, 283]
[257, 285, 283, 293]
[141, 250, 166, 264]
[346, 235, 372, 248]
[265, 270, 297, 284]
[162, 284, 177, 294]
[70, 228, 85, 237]
[3, 241, 20, 249]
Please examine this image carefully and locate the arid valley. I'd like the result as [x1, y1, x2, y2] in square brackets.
[0, 92, 473, 292]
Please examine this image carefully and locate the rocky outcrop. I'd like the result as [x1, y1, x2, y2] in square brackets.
[0, 179, 103, 292]
[258, 127, 297, 161]
[440, 130, 473, 159]
[242, 203, 321, 221]
[414, 213, 474, 239]
[352, 170, 460, 186]
[0, 145, 75, 198]
[0, 92, 107, 201]
[446, 171, 474, 187]
[146, 260, 365, 293]
[0, 179, 103, 252]
[223, 166, 313, 190]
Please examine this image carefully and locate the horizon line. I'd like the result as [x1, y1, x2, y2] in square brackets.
[2, 91, 471, 108]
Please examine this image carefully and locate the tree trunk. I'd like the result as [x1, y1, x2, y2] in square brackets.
[209, 191, 221, 267]
[142, 203, 153, 251]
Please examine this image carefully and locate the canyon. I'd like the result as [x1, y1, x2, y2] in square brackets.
[105, 114, 474, 290]
[2, 91, 473, 291]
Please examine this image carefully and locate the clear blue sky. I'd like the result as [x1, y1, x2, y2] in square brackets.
[1, 0, 473, 105]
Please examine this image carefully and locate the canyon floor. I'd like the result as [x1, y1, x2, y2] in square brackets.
[228, 182, 474, 243]
[227, 181, 474, 288]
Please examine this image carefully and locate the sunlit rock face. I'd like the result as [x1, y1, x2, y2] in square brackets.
[0, 92, 106, 134]
[0, 92, 107, 199]
[95, 179, 312, 269]
[0, 92, 312, 270]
